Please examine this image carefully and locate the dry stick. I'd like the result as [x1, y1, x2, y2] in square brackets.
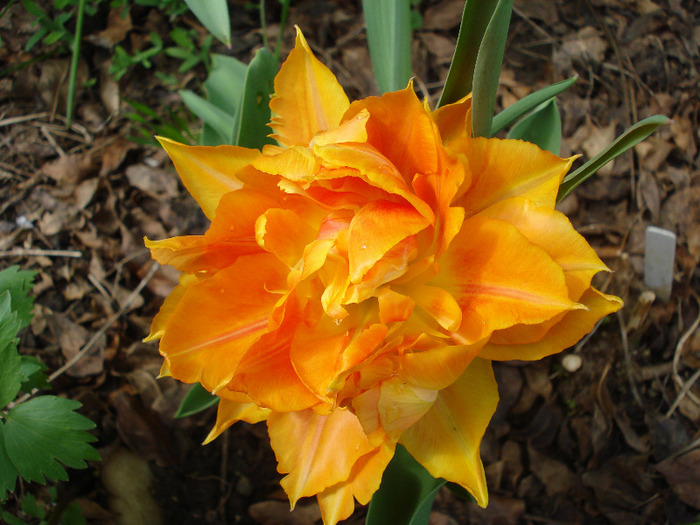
[0, 248, 82, 258]
[666, 298, 700, 417]
[0, 112, 51, 128]
[617, 310, 645, 409]
[48, 261, 160, 383]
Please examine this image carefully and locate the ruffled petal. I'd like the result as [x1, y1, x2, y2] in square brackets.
[398, 340, 485, 390]
[433, 214, 582, 344]
[145, 273, 198, 342]
[452, 137, 576, 216]
[377, 378, 437, 439]
[399, 357, 498, 507]
[478, 197, 609, 300]
[252, 145, 320, 182]
[348, 200, 431, 282]
[432, 93, 472, 146]
[203, 396, 270, 444]
[343, 84, 445, 183]
[479, 287, 623, 361]
[317, 440, 395, 525]
[269, 27, 350, 147]
[268, 408, 374, 507]
[256, 208, 318, 268]
[158, 137, 259, 220]
[157, 254, 287, 392]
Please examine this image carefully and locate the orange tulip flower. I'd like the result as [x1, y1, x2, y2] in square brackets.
[146, 28, 622, 524]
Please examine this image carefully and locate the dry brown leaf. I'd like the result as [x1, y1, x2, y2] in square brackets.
[657, 450, 700, 509]
[42, 153, 96, 185]
[249, 500, 321, 525]
[468, 493, 526, 525]
[527, 446, 576, 497]
[126, 164, 179, 199]
[88, 7, 133, 48]
[419, 32, 456, 65]
[46, 311, 105, 377]
[423, 0, 465, 30]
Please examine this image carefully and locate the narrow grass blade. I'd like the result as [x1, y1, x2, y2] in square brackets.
[491, 76, 577, 135]
[179, 90, 234, 145]
[184, 0, 231, 47]
[557, 115, 671, 202]
[65, 0, 85, 128]
[361, 0, 412, 93]
[437, 0, 499, 107]
[471, 0, 513, 138]
[507, 99, 561, 154]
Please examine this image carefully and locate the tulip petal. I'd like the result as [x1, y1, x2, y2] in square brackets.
[314, 142, 435, 221]
[145, 273, 198, 342]
[317, 440, 395, 525]
[399, 357, 497, 507]
[432, 93, 472, 146]
[434, 214, 581, 344]
[478, 197, 609, 300]
[452, 137, 576, 216]
[252, 145, 320, 182]
[203, 396, 270, 444]
[378, 378, 437, 439]
[269, 27, 350, 147]
[408, 284, 462, 331]
[377, 287, 415, 324]
[344, 85, 445, 182]
[348, 200, 431, 282]
[256, 208, 318, 268]
[313, 109, 370, 146]
[268, 408, 374, 507]
[398, 340, 485, 390]
[158, 254, 287, 392]
[480, 287, 623, 361]
[158, 137, 259, 220]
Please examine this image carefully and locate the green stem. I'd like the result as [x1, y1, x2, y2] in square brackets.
[259, 0, 269, 50]
[274, 0, 291, 63]
[66, 0, 86, 128]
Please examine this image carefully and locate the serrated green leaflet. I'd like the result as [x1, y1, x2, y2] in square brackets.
[0, 422, 19, 500]
[19, 355, 50, 393]
[0, 292, 22, 408]
[557, 114, 671, 202]
[183, 0, 230, 47]
[507, 99, 562, 154]
[175, 382, 219, 418]
[3, 396, 99, 485]
[437, 0, 499, 107]
[0, 266, 37, 329]
[491, 76, 576, 135]
[366, 445, 445, 525]
[234, 47, 277, 149]
[471, 0, 513, 138]
[362, 0, 412, 93]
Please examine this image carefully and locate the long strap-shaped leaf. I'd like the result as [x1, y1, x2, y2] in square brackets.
[470, 0, 513, 138]
[362, 0, 412, 94]
[491, 76, 577, 135]
[184, 0, 231, 47]
[366, 445, 445, 525]
[557, 115, 671, 202]
[234, 48, 278, 149]
[437, 0, 499, 107]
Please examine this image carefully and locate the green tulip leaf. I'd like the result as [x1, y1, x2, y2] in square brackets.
[557, 114, 671, 202]
[234, 47, 277, 149]
[438, 0, 500, 107]
[471, 0, 514, 138]
[184, 0, 231, 47]
[507, 98, 562, 154]
[366, 444, 445, 525]
[362, 0, 412, 93]
[175, 382, 219, 419]
[492, 75, 577, 135]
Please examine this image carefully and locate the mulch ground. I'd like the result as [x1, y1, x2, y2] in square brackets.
[1, 0, 699, 524]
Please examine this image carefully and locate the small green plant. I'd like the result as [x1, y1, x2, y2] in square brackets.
[0, 266, 99, 522]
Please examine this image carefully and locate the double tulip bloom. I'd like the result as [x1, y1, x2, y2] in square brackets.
[146, 29, 621, 525]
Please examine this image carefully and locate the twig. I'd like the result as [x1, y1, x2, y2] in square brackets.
[9, 262, 160, 409]
[48, 261, 160, 382]
[0, 112, 51, 128]
[617, 310, 645, 408]
[666, 296, 700, 417]
[0, 248, 82, 258]
[40, 125, 66, 157]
